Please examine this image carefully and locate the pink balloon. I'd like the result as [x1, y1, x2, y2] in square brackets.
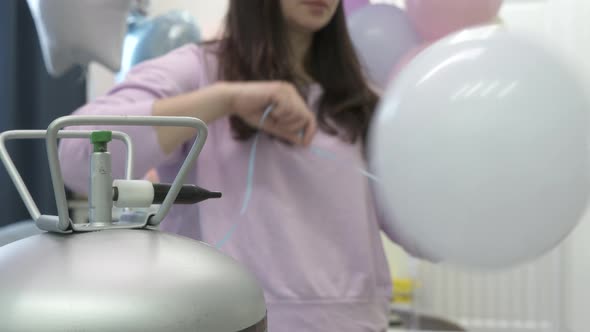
[343, 0, 369, 15]
[406, 0, 503, 41]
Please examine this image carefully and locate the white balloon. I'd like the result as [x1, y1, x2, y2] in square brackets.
[27, 0, 132, 77]
[370, 26, 590, 268]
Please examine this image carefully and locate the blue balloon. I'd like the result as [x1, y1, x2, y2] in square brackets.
[118, 10, 201, 81]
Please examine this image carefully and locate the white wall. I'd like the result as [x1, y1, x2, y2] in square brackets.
[544, 1, 590, 328]
[497, 2, 590, 331]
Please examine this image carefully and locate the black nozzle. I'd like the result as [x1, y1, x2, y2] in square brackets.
[153, 184, 222, 205]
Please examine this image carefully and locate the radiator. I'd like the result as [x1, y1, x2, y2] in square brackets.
[408, 246, 566, 332]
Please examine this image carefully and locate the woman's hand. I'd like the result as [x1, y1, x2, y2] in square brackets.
[226, 81, 317, 146]
[153, 81, 317, 154]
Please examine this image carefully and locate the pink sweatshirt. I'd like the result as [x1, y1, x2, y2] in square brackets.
[59, 45, 412, 331]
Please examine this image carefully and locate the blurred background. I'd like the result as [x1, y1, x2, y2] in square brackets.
[1, 0, 589, 331]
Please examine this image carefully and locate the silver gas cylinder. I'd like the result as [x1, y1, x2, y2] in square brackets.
[0, 116, 267, 332]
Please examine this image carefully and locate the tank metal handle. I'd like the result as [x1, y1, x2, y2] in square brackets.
[0, 130, 133, 232]
[46, 116, 208, 232]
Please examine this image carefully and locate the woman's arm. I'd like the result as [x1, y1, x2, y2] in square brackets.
[152, 83, 232, 154]
[58, 45, 208, 194]
[59, 45, 317, 195]
[153, 81, 317, 154]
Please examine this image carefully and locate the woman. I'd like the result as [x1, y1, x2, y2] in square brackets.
[60, 0, 413, 330]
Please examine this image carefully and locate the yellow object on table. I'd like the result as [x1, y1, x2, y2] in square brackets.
[392, 278, 415, 304]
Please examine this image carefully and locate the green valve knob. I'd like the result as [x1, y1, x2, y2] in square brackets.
[91, 131, 112, 152]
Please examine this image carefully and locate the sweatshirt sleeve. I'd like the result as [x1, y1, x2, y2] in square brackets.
[58, 44, 210, 195]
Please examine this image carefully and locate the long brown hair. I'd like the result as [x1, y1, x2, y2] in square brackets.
[217, 0, 378, 144]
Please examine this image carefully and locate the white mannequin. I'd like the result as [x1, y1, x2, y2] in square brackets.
[26, 0, 133, 76]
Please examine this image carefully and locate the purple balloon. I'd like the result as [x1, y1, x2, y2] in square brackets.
[347, 4, 420, 89]
[343, 0, 369, 15]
